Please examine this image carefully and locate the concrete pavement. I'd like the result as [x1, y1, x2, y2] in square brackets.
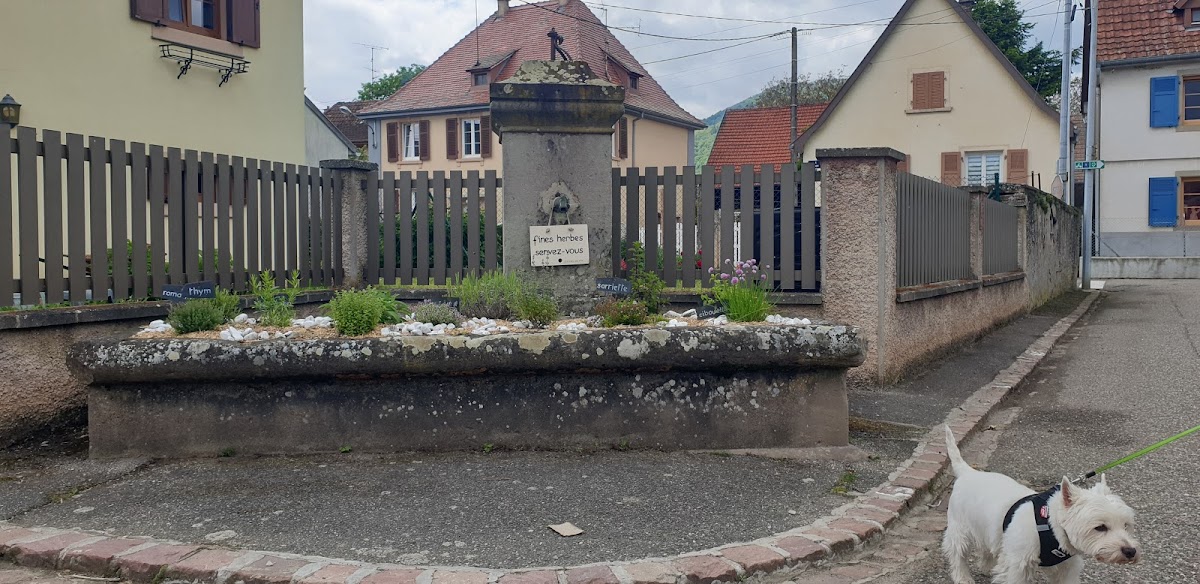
[791, 280, 1200, 583]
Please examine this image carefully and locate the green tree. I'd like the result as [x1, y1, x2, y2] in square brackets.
[970, 0, 1078, 100]
[357, 64, 427, 101]
[753, 69, 848, 108]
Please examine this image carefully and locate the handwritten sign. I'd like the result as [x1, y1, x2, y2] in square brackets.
[161, 281, 216, 302]
[595, 277, 632, 296]
[530, 225, 590, 267]
[696, 304, 727, 319]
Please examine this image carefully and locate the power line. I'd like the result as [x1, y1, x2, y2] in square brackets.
[642, 32, 789, 65]
[512, 0, 786, 41]
[582, 0, 965, 28]
[629, 0, 890, 50]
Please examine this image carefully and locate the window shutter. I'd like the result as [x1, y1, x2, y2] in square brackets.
[480, 115, 493, 158]
[912, 73, 929, 110]
[446, 118, 459, 160]
[228, 0, 261, 48]
[929, 72, 945, 109]
[1150, 76, 1180, 128]
[1148, 177, 1179, 227]
[1006, 149, 1028, 184]
[418, 120, 431, 161]
[940, 152, 961, 185]
[897, 154, 910, 173]
[130, 0, 167, 23]
[386, 122, 399, 162]
[618, 117, 628, 160]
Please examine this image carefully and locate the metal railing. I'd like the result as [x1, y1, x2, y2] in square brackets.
[983, 196, 1020, 275]
[896, 172, 972, 287]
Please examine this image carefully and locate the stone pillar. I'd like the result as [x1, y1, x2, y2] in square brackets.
[320, 159, 378, 289]
[969, 191, 985, 279]
[817, 148, 905, 385]
[489, 61, 625, 313]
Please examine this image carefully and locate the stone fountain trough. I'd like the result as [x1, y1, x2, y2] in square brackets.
[69, 323, 865, 459]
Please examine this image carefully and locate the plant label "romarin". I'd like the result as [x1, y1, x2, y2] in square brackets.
[161, 281, 216, 302]
[529, 225, 590, 267]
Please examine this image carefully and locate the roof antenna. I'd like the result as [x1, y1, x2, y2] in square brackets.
[474, 0, 482, 67]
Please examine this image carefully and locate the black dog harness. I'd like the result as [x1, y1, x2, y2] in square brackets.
[1002, 485, 1074, 567]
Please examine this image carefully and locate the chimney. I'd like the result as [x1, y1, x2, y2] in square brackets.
[559, 0, 568, 6]
[497, 0, 508, 16]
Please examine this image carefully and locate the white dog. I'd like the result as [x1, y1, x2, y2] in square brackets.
[941, 426, 1140, 583]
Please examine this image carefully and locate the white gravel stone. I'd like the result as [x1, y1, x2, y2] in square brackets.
[556, 323, 588, 332]
[706, 315, 729, 326]
[766, 314, 812, 326]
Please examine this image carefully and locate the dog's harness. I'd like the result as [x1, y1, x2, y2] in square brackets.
[1001, 485, 1073, 567]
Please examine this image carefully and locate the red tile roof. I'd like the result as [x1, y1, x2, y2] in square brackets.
[1097, 0, 1200, 63]
[707, 105, 828, 168]
[323, 101, 370, 148]
[359, 0, 702, 128]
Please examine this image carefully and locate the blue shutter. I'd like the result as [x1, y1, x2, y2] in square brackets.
[1150, 77, 1180, 128]
[1148, 177, 1179, 227]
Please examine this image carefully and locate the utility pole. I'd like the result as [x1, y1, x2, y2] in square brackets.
[1056, 0, 1073, 191]
[1082, 0, 1098, 289]
[790, 27, 798, 163]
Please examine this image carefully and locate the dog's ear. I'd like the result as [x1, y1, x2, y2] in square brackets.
[1061, 476, 1078, 508]
[1092, 473, 1113, 495]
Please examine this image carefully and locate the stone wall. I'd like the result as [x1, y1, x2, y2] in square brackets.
[821, 150, 1081, 385]
[0, 308, 162, 446]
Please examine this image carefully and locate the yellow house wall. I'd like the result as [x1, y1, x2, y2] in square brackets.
[0, 0, 306, 163]
[626, 117, 690, 170]
[801, 0, 1059, 192]
[377, 113, 692, 175]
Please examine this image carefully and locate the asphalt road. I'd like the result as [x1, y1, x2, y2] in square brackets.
[871, 280, 1200, 583]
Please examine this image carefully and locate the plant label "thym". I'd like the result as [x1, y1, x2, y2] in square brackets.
[161, 281, 217, 302]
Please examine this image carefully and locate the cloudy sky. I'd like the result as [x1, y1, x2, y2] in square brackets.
[303, 0, 1081, 120]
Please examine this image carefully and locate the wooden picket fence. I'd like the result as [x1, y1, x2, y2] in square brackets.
[613, 163, 821, 291]
[365, 170, 503, 286]
[2, 126, 340, 306]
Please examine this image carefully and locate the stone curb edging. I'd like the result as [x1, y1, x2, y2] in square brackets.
[0, 292, 1101, 584]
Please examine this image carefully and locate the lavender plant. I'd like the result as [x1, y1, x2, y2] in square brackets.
[702, 258, 775, 322]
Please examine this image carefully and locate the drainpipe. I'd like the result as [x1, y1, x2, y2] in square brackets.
[629, 110, 645, 167]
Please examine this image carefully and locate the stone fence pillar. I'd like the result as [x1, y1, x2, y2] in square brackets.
[489, 61, 625, 313]
[320, 159, 378, 289]
[817, 148, 906, 384]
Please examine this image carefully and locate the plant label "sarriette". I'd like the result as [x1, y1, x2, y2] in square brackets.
[530, 225, 590, 267]
[595, 277, 632, 297]
[161, 281, 216, 302]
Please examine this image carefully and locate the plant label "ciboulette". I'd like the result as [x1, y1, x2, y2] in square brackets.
[529, 225, 590, 267]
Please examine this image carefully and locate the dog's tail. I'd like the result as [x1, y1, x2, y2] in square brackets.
[944, 425, 973, 477]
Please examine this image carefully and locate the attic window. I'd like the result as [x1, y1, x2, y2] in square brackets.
[629, 73, 640, 90]
[473, 72, 489, 86]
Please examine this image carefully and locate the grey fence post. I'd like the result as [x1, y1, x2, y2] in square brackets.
[969, 191, 984, 280]
[321, 159, 377, 289]
[817, 147, 905, 385]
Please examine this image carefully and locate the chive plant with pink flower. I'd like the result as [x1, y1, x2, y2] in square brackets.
[703, 258, 775, 322]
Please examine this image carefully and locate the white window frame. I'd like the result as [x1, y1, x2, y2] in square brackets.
[965, 151, 1003, 186]
[462, 118, 482, 158]
[402, 123, 420, 161]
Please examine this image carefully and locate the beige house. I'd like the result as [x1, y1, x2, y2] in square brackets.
[797, 0, 1060, 193]
[0, 0, 305, 163]
[358, 0, 704, 175]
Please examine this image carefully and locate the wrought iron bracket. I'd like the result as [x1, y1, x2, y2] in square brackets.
[159, 43, 250, 87]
